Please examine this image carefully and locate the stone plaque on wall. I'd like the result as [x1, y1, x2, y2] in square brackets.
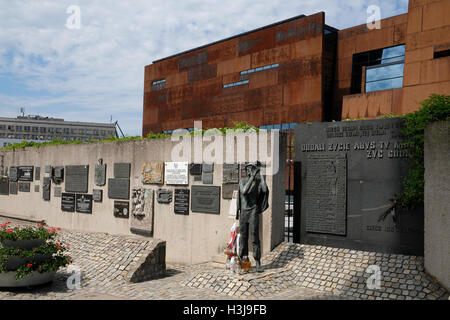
[93, 189, 103, 202]
[45, 166, 52, 174]
[52, 166, 64, 184]
[202, 163, 214, 184]
[142, 162, 164, 184]
[223, 164, 240, 184]
[114, 163, 131, 179]
[43, 177, 51, 201]
[65, 165, 89, 193]
[130, 188, 154, 236]
[174, 189, 190, 215]
[0, 176, 9, 195]
[9, 167, 18, 182]
[305, 154, 347, 236]
[94, 159, 106, 186]
[9, 182, 18, 195]
[189, 163, 202, 176]
[222, 183, 239, 199]
[76, 194, 93, 214]
[202, 163, 214, 173]
[17, 166, 34, 182]
[34, 185, 40, 193]
[61, 193, 75, 212]
[157, 189, 173, 204]
[165, 162, 189, 185]
[108, 178, 130, 200]
[114, 201, 129, 219]
[191, 186, 220, 214]
[18, 182, 31, 193]
[54, 187, 62, 198]
[35, 167, 41, 181]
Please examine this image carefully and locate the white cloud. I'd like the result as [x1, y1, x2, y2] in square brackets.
[0, 0, 408, 136]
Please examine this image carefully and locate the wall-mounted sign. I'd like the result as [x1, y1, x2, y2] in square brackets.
[191, 186, 220, 214]
[18, 166, 34, 182]
[61, 193, 75, 212]
[76, 194, 93, 214]
[165, 162, 188, 185]
[174, 189, 190, 215]
[114, 201, 129, 219]
[142, 162, 164, 184]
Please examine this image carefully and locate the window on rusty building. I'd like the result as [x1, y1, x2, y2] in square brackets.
[152, 79, 166, 91]
[351, 44, 405, 94]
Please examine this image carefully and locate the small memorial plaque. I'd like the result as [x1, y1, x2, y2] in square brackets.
[202, 163, 214, 173]
[194, 175, 202, 182]
[65, 165, 89, 193]
[202, 172, 213, 184]
[191, 186, 220, 214]
[157, 189, 173, 204]
[165, 162, 189, 185]
[130, 189, 154, 236]
[174, 189, 190, 215]
[189, 163, 202, 176]
[61, 193, 75, 212]
[0, 177, 9, 195]
[52, 166, 64, 184]
[223, 164, 240, 184]
[222, 183, 239, 199]
[114, 163, 131, 179]
[18, 182, 31, 193]
[114, 201, 129, 219]
[18, 166, 34, 182]
[9, 182, 18, 195]
[94, 159, 106, 186]
[76, 194, 93, 214]
[93, 189, 103, 202]
[9, 167, 18, 182]
[34, 185, 40, 193]
[142, 162, 164, 184]
[35, 167, 41, 181]
[43, 177, 51, 201]
[54, 187, 62, 198]
[45, 166, 52, 174]
[108, 178, 130, 200]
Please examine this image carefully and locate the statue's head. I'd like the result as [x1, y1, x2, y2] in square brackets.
[245, 161, 261, 176]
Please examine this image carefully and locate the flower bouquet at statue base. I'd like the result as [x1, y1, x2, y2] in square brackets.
[224, 222, 241, 273]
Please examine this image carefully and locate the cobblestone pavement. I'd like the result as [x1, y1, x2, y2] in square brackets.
[0, 218, 448, 300]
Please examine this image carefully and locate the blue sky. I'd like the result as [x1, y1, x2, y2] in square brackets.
[0, 0, 409, 136]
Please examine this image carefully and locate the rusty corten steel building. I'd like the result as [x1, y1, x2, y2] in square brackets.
[143, 0, 449, 136]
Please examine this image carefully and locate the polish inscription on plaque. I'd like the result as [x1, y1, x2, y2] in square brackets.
[202, 163, 214, 184]
[18, 166, 34, 182]
[141, 162, 164, 184]
[114, 163, 131, 179]
[65, 165, 89, 193]
[9, 167, 18, 182]
[35, 167, 41, 181]
[18, 182, 31, 193]
[191, 186, 220, 214]
[9, 182, 18, 195]
[108, 178, 130, 200]
[61, 193, 75, 212]
[43, 177, 51, 201]
[305, 154, 347, 235]
[165, 162, 189, 185]
[114, 201, 129, 219]
[76, 194, 93, 214]
[54, 187, 62, 198]
[157, 189, 173, 204]
[94, 159, 106, 186]
[93, 189, 103, 202]
[174, 189, 190, 215]
[0, 176, 9, 195]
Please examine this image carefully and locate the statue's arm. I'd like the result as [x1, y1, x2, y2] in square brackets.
[259, 172, 267, 193]
[242, 172, 256, 195]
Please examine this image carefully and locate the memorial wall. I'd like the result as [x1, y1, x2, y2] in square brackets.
[0, 133, 286, 265]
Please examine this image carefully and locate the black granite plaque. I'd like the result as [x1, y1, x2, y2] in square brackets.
[18, 182, 31, 193]
[9, 182, 18, 195]
[9, 167, 18, 182]
[202, 172, 213, 184]
[95, 159, 106, 186]
[93, 189, 103, 202]
[35, 167, 41, 181]
[34, 185, 39, 193]
[305, 154, 347, 235]
[65, 165, 89, 193]
[61, 193, 75, 212]
[52, 166, 64, 184]
[157, 189, 173, 204]
[108, 178, 130, 200]
[222, 183, 239, 199]
[174, 189, 190, 215]
[223, 164, 240, 184]
[114, 163, 131, 179]
[54, 187, 62, 198]
[191, 186, 220, 214]
[18, 166, 33, 182]
[43, 177, 51, 201]
[189, 163, 202, 175]
[0, 176, 9, 195]
[114, 201, 129, 218]
[76, 194, 93, 214]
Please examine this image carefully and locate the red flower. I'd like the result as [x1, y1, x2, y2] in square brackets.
[56, 243, 62, 250]
[57, 227, 61, 231]
[27, 263, 33, 268]
[6, 229, 13, 233]
[66, 244, 71, 248]
[37, 223, 42, 227]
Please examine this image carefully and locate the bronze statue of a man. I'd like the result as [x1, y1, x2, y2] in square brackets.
[236, 162, 269, 272]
